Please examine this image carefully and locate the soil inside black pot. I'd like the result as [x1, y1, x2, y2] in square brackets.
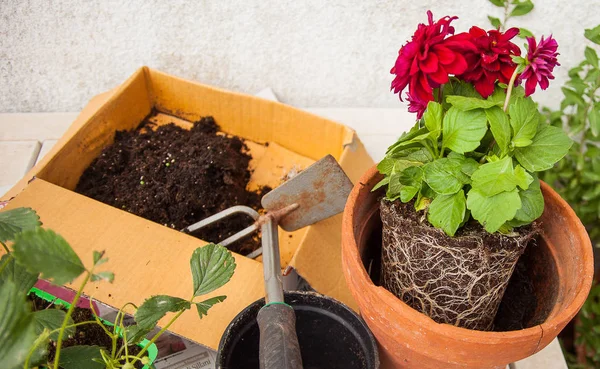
[28, 294, 144, 369]
[376, 200, 543, 331]
[75, 113, 270, 255]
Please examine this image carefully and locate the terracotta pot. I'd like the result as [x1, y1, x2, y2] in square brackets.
[341, 166, 594, 369]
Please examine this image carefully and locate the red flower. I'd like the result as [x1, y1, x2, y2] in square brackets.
[457, 27, 521, 98]
[520, 35, 560, 96]
[391, 11, 472, 108]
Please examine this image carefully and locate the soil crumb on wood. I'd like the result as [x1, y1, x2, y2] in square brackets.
[75, 115, 270, 254]
[29, 294, 143, 368]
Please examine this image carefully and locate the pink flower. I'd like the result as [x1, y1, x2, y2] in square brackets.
[520, 35, 560, 96]
[457, 27, 522, 98]
[391, 11, 472, 108]
[406, 92, 428, 119]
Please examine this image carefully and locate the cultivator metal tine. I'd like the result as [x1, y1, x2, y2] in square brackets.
[219, 223, 260, 248]
[182, 205, 263, 257]
[182, 205, 259, 233]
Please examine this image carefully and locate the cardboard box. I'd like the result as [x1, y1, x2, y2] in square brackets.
[1, 67, 374, 350]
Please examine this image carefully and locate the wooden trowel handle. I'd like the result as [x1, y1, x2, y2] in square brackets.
[257, 303, 303, 369]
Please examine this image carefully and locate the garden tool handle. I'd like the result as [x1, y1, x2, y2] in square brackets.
[257, 303, 303, 369]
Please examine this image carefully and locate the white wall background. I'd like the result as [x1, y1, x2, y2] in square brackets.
[1, 0, 598, 112]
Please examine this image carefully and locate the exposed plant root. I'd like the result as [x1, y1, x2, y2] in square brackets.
[380, 199, 538, 331]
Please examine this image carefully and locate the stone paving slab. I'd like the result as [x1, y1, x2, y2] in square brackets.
[0, 140, 40, 192]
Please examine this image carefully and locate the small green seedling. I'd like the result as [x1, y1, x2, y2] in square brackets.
[0, 207, 236, 369]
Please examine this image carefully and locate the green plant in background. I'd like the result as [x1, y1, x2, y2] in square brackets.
[0, 207, 236, 369]
[571, 284, 600, 368]
[540, 25, 600, 248]
[487, 0, 535, 37]
[538, 25, 600, 369]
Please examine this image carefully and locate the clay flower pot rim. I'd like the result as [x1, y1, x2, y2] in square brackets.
[343, 165, 594, 342]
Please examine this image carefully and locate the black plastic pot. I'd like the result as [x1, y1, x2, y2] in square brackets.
[217, 291, 379, 369]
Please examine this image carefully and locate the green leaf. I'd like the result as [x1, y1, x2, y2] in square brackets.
[585, 68, 600, 83]
[486, 106, 512, 154]
[509, 97, 538, 147]
[28, 330, 50, 367]
[471, 157, 518, 196]
[0, 207, 41, 242]
[518, 28, 533, 38]
[562, 87, 586, 107]
[423, 101, 442, 141]
[386, 124, 429, 154]
[92, 250, 102, 264]
[460, 157, 480, 177]
[427, 190, 467, 237]
[90, 271, 115, 283]
[386, 167, 402, 200]
[467, 189, 522, 233]
[488, 0, 505, 6]
[442, 107, 488, 154]
[514, 124, 573, 171]
[125, 324, 152, 345]
[135, 295, 191, 330]
[590, 104, 600, 137]
[398, 166, 423, 202]
[33, 308, 75, 341]
[510, 0, 534, 16]
[0, 254, 38, 293]
[514, 165, 534, 190]
[12, 228, 85, 286]
[513, 178, 544, 224]
[447, 96, 499, 111]
[371, 176, 389, 192]
[377, 157, 395, 175]
[415, 185, 434, 211]
[0, 280, 37, 369]
[585, 46, 599, 68]
[91, 250, 108, 266]
[59, 345, 104, 369]
[585, 25, 600, 45]
[488, 87, 507, 106]
[488, 16, 501, 29]
[423, 158, 466, 195]
[195, 295, 227, 319]
[190, 244, 236, 297]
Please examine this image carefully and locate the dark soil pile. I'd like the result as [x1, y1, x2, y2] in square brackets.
[379, 198, 538, 331]
[29, 295, 143, 369]
[493, 255, 539, 331]
[75, 115, 269, 255]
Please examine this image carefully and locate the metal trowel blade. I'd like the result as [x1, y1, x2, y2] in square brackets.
[261, 154, 353, 232]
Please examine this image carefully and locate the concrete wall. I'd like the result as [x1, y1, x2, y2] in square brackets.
[1, 0, 598, 112]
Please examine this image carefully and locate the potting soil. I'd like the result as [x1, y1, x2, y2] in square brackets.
[75, 114, 270, 255]
[29, 294, 144, 368]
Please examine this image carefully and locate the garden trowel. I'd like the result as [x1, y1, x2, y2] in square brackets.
[183, 154, 353, 369]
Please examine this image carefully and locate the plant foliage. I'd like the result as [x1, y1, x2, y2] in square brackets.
[378, 80, 571, 236]
[540, 26, 600, 247]
[0, 207, 236, 368]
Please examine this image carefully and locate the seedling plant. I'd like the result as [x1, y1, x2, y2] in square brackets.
[0, 207, 236, 369]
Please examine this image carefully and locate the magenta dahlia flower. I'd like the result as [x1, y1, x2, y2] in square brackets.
[406, 92, 428, 119]
[391, 11, 472, 109]
[520, 35, 560, 96]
